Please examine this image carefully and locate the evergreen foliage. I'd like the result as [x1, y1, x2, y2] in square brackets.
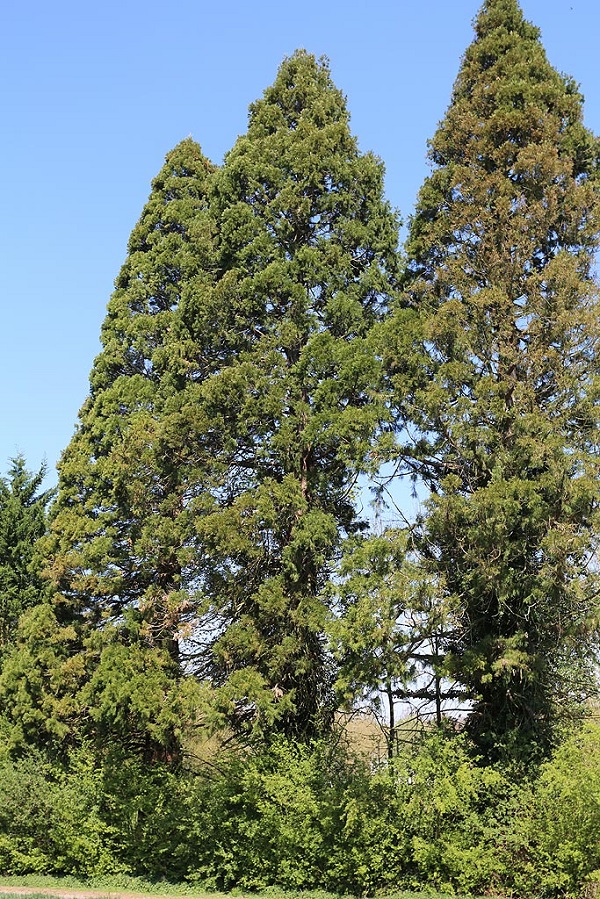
[3, 4, 600, 893]
[191, 51, 399, 739]
[49, 137, 215, 644]
[5, 55, 399, 749]
[8, 139, 217, 757]
[390, 0, 600, 759]
[0, 726, 583, 897]
[0, 457, 52, 651]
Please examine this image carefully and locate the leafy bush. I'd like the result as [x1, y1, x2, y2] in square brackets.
[514, 722, 600, 898]
[183, 732, 521, 895]
[184, 740, 344, 890]
[329, 730, 525, 895]
[0, 748, 114, 874]
[2, 726, 600, 898]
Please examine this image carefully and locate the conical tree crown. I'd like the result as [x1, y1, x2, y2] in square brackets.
[437, 0, 595, 172]
[249, 49, 349, 134]
[473, 0, 537, 44]
[196, 51, 399, 739]
[18, 140, 218, 756]
[217, 50, 397, 338]
[399, 0, 600, 760]
[93, 137, 215, 395]
[51, 137, 216, 609]
[409, 0, 598, 266]
[0, 458, 52, 650]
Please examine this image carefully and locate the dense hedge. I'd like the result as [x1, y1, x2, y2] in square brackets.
[1, 724, 599, 897]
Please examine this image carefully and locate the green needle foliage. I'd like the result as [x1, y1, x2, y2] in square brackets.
[5, 139, 217, 757]
[391, 0, 600, 760]
[49, 137, 215, 643]
[192, 51, 400, 740]
[5, 11, 600, 897]
[0, 457, 53, 652]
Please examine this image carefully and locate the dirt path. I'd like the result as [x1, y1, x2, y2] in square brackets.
[0, 889, 214, 899]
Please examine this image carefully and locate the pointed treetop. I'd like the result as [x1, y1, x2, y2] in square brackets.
[150, 136, 212, 189]
[423, 0, 597, 180]
[220, 49, 361, 211]
[454, 0, 559, 108]
[128, 137, 214, 256]
[244, 50, 349, 137]
[399, 0, 600, 760]
[474, 0, 536, 41]
[89, 137, 216, 395]
[217, 46, 396, 333]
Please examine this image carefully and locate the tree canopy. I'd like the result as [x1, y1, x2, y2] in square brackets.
[2, 2, 600, 778]
[389, 0, 600, 759]
[189, 50, 400, 739]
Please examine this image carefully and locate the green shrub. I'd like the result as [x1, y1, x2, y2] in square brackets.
[0, 747, 116, 875]
[97, 751, 193, 878]
[183, 732, 523, 896]
[184, 740, 340, 890]
[515, 721, 600, 898]
[7, 726, 600, 897]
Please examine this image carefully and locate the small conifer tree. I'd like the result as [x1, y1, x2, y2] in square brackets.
[0, 457, 52, 652]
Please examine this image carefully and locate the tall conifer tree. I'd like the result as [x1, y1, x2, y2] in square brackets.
[192, 51, 399, 739]
[392, 0, 600, 758]
[50, 137, 215, 651]
[4, 140, 217, 756]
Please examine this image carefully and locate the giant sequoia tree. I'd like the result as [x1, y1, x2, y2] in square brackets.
[389, 0, 600, 759]
[51, 136, 216, 642]
[189, 51, 400, 739]
[4, 59, 399, 750]
[4, 139, 217, 756]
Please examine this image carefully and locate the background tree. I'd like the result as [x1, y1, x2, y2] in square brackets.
[388, 0, 600, 760]
[0, 456, 53, 652]
[189, 51, 400, 740]
[330, 528, 458, 759]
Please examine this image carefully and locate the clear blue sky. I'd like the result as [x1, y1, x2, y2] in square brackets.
[1, 0, 597, 485]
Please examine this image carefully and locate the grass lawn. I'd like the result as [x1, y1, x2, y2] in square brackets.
[0, 875, 486, 899]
